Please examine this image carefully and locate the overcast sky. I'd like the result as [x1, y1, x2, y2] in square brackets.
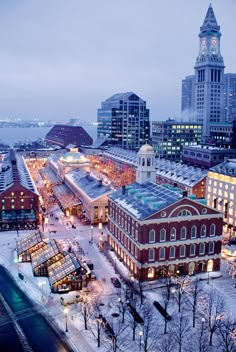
[0, 0, 235, 122]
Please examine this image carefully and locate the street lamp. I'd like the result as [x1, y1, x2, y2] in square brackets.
[200, 318, 205, 352]
[90, 225, 94, 243]
[39, 281, 46, 303]
[64, 307, 68, 332]
[139, 331, 143, 351]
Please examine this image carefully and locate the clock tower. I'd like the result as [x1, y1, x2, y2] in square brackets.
[194, 4, 225, 142]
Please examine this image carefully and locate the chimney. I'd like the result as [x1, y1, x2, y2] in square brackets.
[122, 185, 126, 195]
[182, 191, 188, 198]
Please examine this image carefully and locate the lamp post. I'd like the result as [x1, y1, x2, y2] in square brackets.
[64, 307, 68, 332]
[90, 225, 94, 243]
[200, 318, 205, 352]
[114, 258, 117, 274]
[139, 331, 143, 351]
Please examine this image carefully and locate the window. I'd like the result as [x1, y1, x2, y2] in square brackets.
[209, 242, 214, 254]
[210, 224, 215, 237]
[159, 247, 165, 260]
[180, 227, 187, 240]
[200, 225, 206, 237]
[199, 243, 205, 255]
[169, 246, 175, 259]
[149, 229, 155, 243]
[160, 229, 166, 242]
[180, 245, 186, 257]
[177, 209, 192, 216]
[148, 248, 155, 262]
[170, 228, 176, 241]
[191, 226, 197, 239]
[190, 244, 196, 256]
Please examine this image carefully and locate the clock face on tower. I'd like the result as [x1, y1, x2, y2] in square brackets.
[200, 37, 206, 54]
[211, 37, 218, 54]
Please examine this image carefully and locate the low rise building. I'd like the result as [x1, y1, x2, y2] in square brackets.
[207, 159, 236, 239]
[182, 145, 236, 168]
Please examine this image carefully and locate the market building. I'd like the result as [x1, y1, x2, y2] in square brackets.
[0, 150, 40, 231]
[108, 144, 223, 281]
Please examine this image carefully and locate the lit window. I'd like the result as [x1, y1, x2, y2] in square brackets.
[20, 198, 24, 203]
[11, 192, 14, 196]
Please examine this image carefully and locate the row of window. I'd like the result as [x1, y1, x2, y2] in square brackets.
[149, 224, 216, 243]
[148, 242, 215, 261]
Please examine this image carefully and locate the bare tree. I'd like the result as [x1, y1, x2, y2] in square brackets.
[139, 301, 161, 352]
[201, 288, 225, 346]
[172, 312, 190, 352]
[187, 278, 204, 327]
[78, 295, 92, 330]
[217, 317, 236, 352]
[157, 329, 176, 352]
[126, 296, 143, 341]
[175, 276, 192, 313]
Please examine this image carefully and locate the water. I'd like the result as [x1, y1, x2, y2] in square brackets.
[0, 124, 97, 146]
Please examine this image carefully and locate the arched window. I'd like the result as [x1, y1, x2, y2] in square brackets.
[210, 224, 215, 237]
[160, 229, 166, 242]
[200, 225, 206, 237]
[180, 227, 187, 240]
[169, 246, 175, 259]
[180, 245, 186, 257]
[147, 158, 151, 166]
[159, 247, 165, 260]
[209, 242, 214, 254]
[149, 229, 155, 243]
[190, 243, 196, 256]
[199, 243, 205, 255]
[148, 248, 155, 262]
[191, 226, 197, 239]
[142, 158, 145, 166]
[170, 228, 176, 241]
[177, 209, 192, 216]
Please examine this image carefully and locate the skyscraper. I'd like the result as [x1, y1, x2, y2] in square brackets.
[97, 92, 150, 151]
[224, 73, 236, 122]
[182, 4, 227, 142]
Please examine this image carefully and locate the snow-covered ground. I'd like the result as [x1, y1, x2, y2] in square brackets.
[1, 207, 236, 352]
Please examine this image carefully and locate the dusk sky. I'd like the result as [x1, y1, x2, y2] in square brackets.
[0, 0, 235, 122]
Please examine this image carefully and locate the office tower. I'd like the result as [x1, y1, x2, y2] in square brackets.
[224, 73, 236, 122]
[181, 75, 195, 119]
[152, 119, 202, 161]
[97, 92, 150, 151]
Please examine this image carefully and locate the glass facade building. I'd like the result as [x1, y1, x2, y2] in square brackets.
[97, 92, 150, 151]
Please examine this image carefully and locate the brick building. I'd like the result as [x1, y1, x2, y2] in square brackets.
[108, 144, 223, 281]
[0, 150, 39, 231]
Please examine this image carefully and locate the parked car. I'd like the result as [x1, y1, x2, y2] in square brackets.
[110, 277, 121, 288]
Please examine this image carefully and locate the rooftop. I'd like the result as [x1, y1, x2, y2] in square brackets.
[109, 182, 183, 220]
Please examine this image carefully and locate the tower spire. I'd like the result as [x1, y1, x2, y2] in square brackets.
[200, 4, 220, 32]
